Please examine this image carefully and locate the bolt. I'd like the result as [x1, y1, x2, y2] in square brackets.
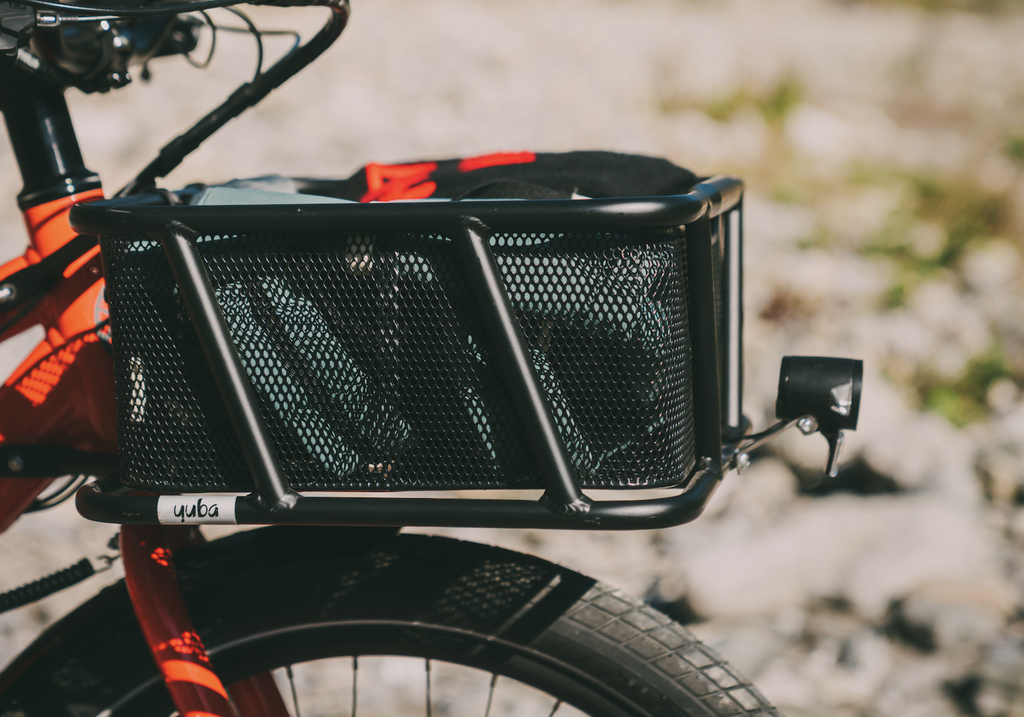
[736, 453, 751, 474]
[0, 283, 15, 304]
[797, 416, 818, 435]
[106, 72, 131, 88]
[7, 455, 23, 473]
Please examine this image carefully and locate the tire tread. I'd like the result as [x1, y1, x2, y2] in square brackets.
[562, 583, 781, 717]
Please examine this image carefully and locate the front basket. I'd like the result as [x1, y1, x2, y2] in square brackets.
[71, 176, 743, 530]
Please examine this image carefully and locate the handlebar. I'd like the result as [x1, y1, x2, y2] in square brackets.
[2, 0, 348, 92]
[14, 0, 346, 19]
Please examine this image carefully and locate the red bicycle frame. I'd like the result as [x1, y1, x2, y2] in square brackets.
[0, 190, 111, 534]
[0, 192, 289, 717]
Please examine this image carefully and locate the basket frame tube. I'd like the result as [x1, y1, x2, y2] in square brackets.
[683, 214, 723, 464]
[723, 203, 744, 438]
[77, 460, 722, 530]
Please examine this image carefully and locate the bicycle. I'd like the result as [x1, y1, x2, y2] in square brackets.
[0, 1, 864, 715]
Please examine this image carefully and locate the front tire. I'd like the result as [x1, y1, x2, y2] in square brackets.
[0, 527, 780, 717]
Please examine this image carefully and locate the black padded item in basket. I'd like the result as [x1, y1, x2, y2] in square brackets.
[101, 219, 697, 493]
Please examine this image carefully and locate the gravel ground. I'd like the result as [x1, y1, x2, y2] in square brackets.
[2, 1, 1024, 715]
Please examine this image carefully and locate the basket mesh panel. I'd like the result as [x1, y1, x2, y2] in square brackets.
[102, 228, 696, 492]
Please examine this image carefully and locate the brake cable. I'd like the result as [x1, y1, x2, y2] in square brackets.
[221, 6, 263, 77]
[183, 10, 217, 70]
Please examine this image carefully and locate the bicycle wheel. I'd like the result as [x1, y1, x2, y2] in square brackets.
[0, 527, 781, 717]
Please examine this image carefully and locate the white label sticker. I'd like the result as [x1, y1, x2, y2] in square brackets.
[157, 495, 237, 525]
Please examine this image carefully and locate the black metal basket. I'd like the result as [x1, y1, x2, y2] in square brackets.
[70, 176, 744, 530]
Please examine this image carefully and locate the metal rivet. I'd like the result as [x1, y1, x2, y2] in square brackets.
[736, 453, 751, 474]
[797, 416, 818, 435]
[8, 455, 24, 473]
[0, 283, 15, 304]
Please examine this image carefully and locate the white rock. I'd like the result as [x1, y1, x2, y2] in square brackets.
[785, 105, 862, 166]
[815, 629, 893, 708]
[906, 280, 992, 381]
[900, 581, 1016, 650]
[988, 379, 1022, 416]
[978, 448, 1023, 506]
[682, 494, 1008, 621]
[755, 627, 894, 715]
[743, 196, 818, 253]
[721, 458, 800, 527]
[960, 240, 1023, 296]
[819, 185, 904, 250]
[990, 405, 1024, 457]
[859, 410, 982, 505]
[871, 654, 963, 717]
[984, 638, 1024, 680]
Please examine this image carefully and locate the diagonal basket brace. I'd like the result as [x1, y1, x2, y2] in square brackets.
[453, 216, 591, 515]
[153, 220, 298, 513]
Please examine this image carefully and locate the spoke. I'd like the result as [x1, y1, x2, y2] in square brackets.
[547, 699, 562, 717]
[351, 656, 358, 717]
[425, 659, 433, 717]
[285, 665, 301, 717]
[483, 674, 498, 717]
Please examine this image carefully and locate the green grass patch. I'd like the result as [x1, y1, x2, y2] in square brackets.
[857, 0, 1024, 10]
[704, 93, 745, 123]
[694, 77, 804, 126]
[883, 277, 910, 309]
[920, 348, 1016, 426]
[655, 91, 690, 116]
[1005, 134, 1024, 165]
[909, 175, 1010, 264]
[757, 77, 803, 126]
[860, 171, 1012, 305]
[862, 210, 935, 307]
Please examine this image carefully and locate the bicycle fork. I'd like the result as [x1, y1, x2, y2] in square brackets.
[120, 524, 291, 717]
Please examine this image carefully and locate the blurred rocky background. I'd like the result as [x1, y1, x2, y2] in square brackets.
[2, 0, 1024, 715]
